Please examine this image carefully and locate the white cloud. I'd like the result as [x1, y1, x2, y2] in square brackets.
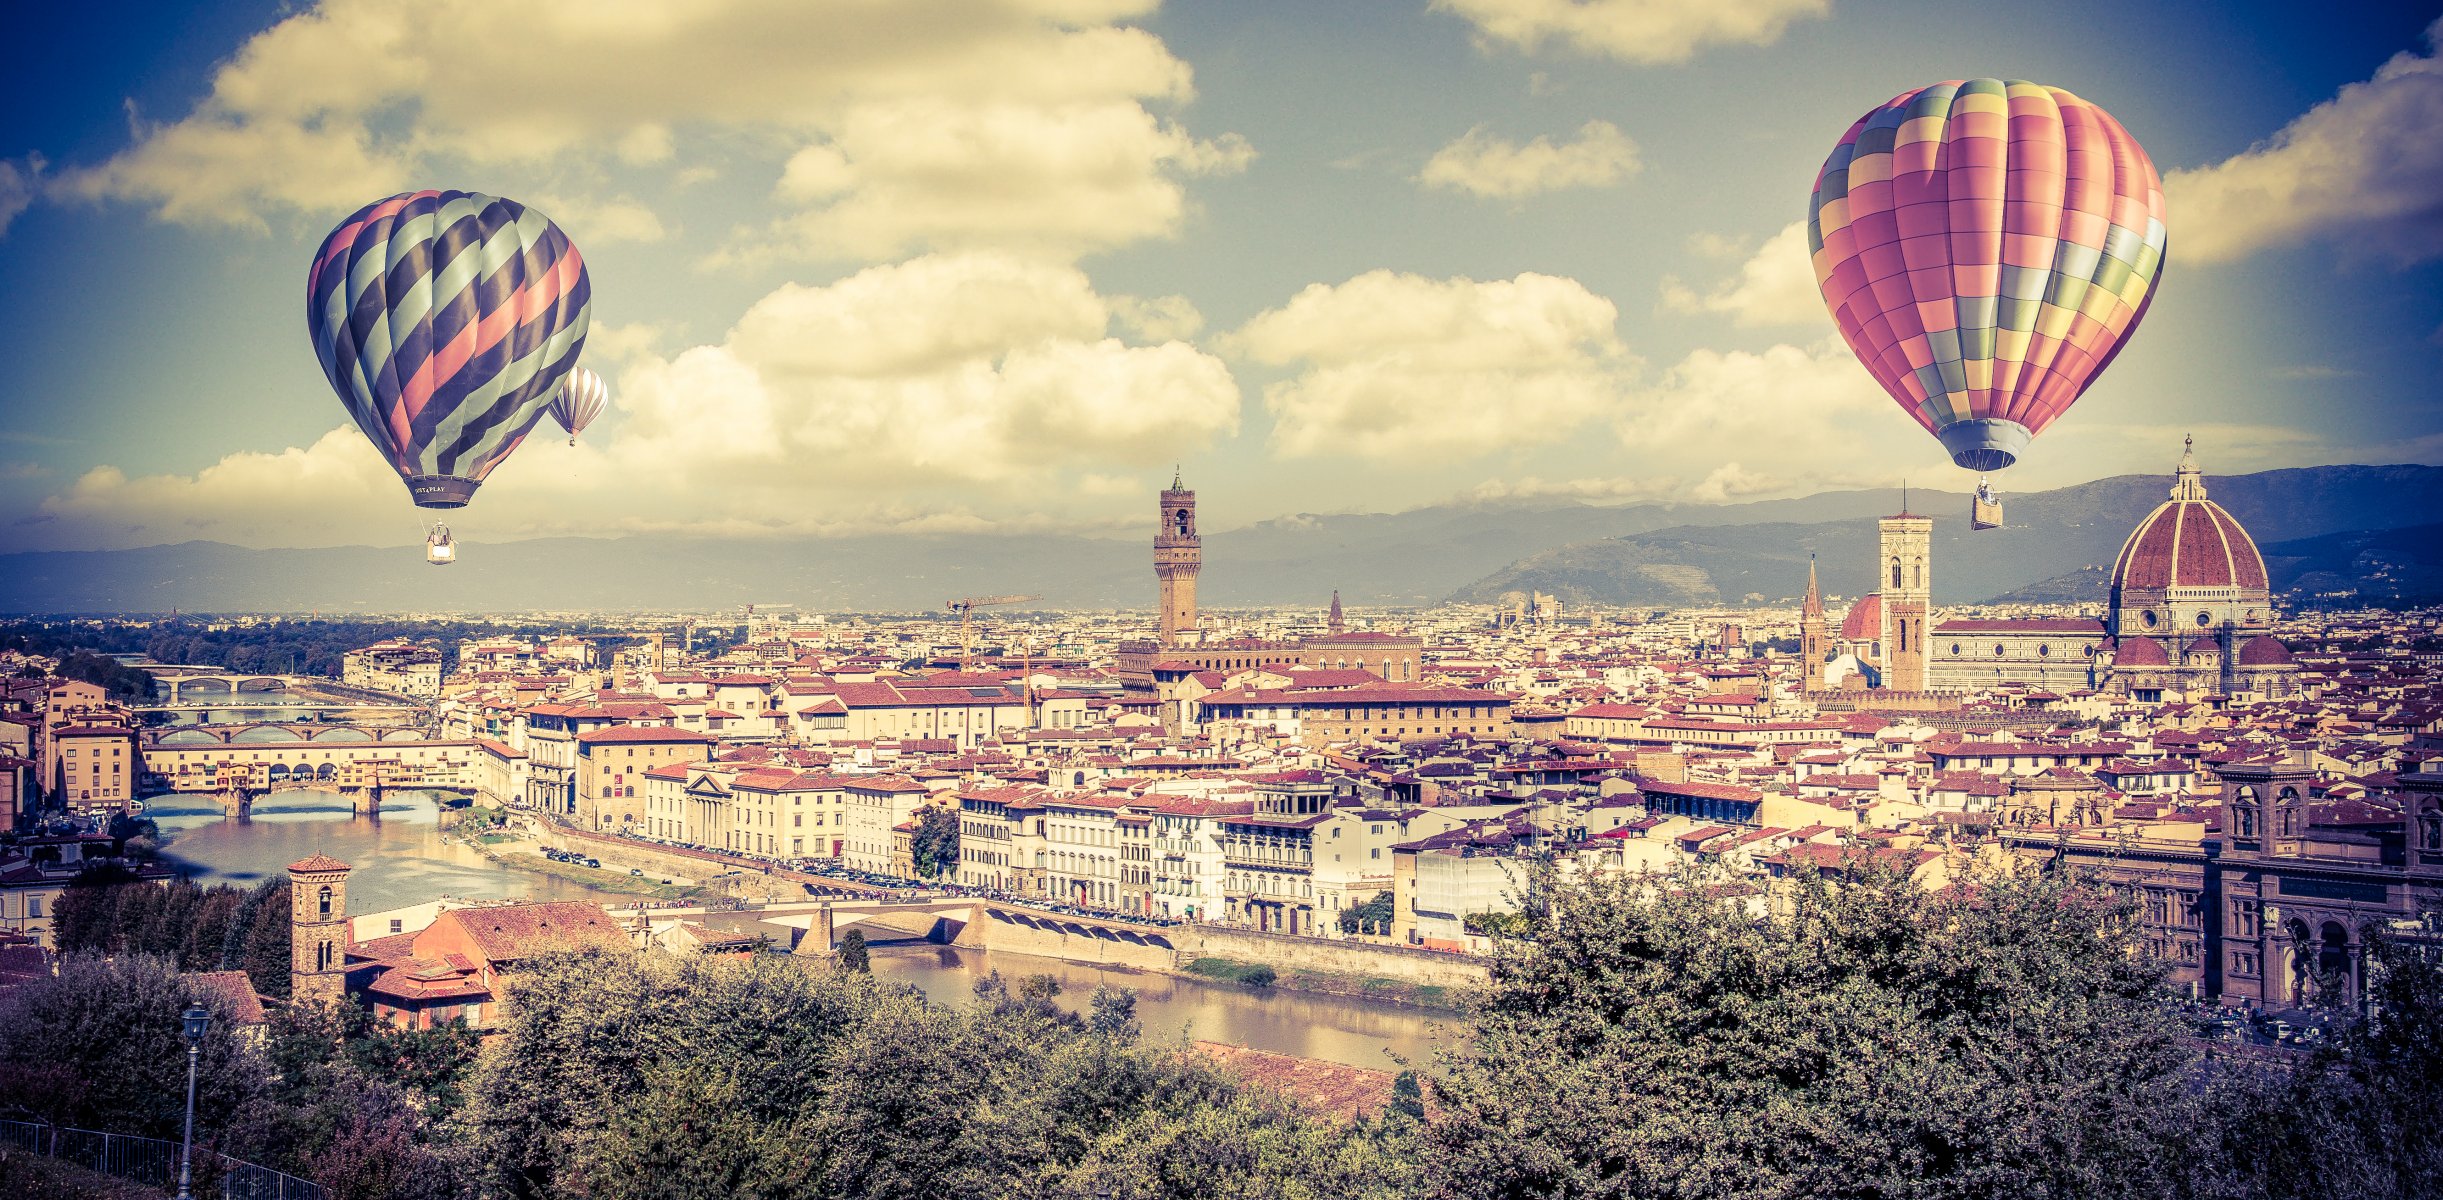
[1418, 119, 1639, 199]
[1689, 461, 1774, 502]
[612, 252, 1239, 484]
[533, 193, 670, 244]
[23, 252, 1243, 549]
[2168, 18, 2443, 264]
[59, 0, 1241, 263]
[744, 101, 1251, 261]
[1611, 338, 1896, 496]
[1660, 220, 1827, 328]
[0, 154, 45, 236]
[1434, 0, 1829, 65]
[1231, 270, 1635, 459]
[35, 427, 406, 548]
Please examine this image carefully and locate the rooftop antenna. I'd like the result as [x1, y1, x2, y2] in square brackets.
[1901, 478, 1909, 516]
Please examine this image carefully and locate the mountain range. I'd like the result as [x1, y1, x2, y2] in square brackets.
[2, 465, 2437, 614]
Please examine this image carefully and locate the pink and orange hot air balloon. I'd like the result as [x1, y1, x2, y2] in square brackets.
[1808, 79, 2165, 524]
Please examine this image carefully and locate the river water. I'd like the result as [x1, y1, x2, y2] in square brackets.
[869, 944, 1448, 1070]
[147, 790, 1454, 1067]
[145, 788, 591, 914]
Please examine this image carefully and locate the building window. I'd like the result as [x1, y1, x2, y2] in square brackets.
[318, 885, 333, 919]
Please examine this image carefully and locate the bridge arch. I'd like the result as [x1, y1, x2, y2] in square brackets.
[231, 725, 305, 744]
[155, 728, 225, 746]
[235, 678, 287, 694]
[380, 728, 425, 742]
[310, 727, 374, 742]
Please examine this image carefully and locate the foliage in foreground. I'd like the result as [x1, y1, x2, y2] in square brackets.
[13, 863, 2442, 1200]
[461, 950, 1413, 1200]
[1427, 863, 2211, 1200]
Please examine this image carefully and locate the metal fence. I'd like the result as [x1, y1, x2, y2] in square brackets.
[0, 1118, 324, 1200]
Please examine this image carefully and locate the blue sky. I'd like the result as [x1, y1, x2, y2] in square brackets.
[0, 0, 2437, 552]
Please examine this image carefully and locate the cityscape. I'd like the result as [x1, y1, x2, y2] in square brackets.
[2, 3, 2441, 1200]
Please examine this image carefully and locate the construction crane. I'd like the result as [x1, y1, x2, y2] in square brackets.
[946, 594, 1039, 670]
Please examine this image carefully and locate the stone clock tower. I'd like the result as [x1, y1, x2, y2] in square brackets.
[1155, 469, 1201, 647]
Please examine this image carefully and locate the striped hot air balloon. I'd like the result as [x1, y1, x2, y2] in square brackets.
[1808, 79, 2166, 474]
[307, 189, 592, 509]
[548, 366, 608, 445]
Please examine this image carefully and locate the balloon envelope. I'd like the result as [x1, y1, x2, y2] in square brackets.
[307, 189, 592, 508]
[548, 366, 608, 442]
[1808, 79, 2165, 472]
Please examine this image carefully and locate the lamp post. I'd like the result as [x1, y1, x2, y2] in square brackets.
[177, 1004, 209, 1200]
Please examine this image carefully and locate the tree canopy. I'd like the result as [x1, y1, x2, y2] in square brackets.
[1423, 862, 2211, 1200]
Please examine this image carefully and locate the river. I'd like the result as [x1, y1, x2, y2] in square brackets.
[145, 788, 593, 913]
[147, 791, 1454, 1068]
[869, 944, 1448, 1070]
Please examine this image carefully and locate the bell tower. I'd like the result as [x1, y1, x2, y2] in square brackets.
[1155, 468, 1201, 647]
[1878, 498, 1932, 692]
[1799, 556, 1829, 691]
[288, 853, 353, 1009]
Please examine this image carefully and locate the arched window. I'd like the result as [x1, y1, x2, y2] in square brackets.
[317, 885, 333, 919]
[1890, 558, 1903, 589]
[1912, 559, 1923, 589]
[1173, 509, 1191, 536]
[2422, 809, 2442, 852]
[315, 941, 332, 972]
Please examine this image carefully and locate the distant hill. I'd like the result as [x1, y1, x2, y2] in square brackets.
[2260, 521, 2443, 603]
[1452, 465, 2443, 609]
[4, 464, 2438, 614]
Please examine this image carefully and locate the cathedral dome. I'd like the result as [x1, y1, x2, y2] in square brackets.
[2237, 635, 2295, 666]
[2109, 438, 2269, 595]
[1839, 593, 1882, 641]
[2112, 636, 2169, 666]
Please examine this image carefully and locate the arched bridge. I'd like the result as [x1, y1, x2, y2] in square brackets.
[793, 898, 1181, 955]
[150, 673, 294, 704]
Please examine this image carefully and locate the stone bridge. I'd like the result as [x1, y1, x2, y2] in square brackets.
[148, 723, 434, 746]
[186, 760, 471, 817]
[146, 670, 296, 704]
[795, 898, 1182, 957]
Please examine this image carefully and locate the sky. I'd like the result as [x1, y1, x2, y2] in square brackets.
[0, 0, 2438, 553]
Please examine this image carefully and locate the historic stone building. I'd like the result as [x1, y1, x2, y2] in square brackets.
[1120, 474, 1423, 707]
[1879, 511, 1932, 692]
[2010, 766, 2443, 1010]
[1821, 508, 1931, 691]
[2095, 439, 2300, 701]
[1803, 438, 2307, 699]
[1798, 557, 1830, 691]
[1155, 469, 1201, 648]
[289, 853, 353, 1009]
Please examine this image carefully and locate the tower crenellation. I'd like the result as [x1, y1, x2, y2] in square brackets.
[1155, 468, 1201, 647]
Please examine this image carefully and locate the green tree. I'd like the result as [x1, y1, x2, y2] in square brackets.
[2204, 927, 2443, 1200]
[237, 878, 294, 998]
[910, 804, 960, 878]
[1424, 862, 2207, 1200]
[1088, 986, 1140, 1043]
[0, 955, 265, 1137]
[837, 928, 870, 973]
[1338, 891, 1394, 936]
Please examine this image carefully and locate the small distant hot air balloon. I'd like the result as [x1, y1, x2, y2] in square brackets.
[307, 189, 592, 563]
[547, 366, 607, 446]
[1808, 79, 2165, 529]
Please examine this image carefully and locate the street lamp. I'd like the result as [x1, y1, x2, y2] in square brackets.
[177, 1004, 209, 1200]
